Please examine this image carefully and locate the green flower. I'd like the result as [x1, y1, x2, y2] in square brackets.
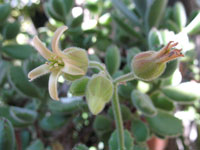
[28, 26, 88, 100]
[132, 41, 184, 81]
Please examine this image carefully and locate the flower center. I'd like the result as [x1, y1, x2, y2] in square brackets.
[46, 56, 64, 70]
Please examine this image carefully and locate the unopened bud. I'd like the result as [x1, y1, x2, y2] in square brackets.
[131, 41, 184, 81]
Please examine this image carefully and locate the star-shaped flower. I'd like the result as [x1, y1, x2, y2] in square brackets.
[28, 26, 88, 100]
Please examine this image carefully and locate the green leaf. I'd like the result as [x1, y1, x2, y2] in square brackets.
[184, 12, 200, 35]
[148, 28, 163, 50]
[2, 21, 20, 40]
[0, 60, 10, 85]
[131, 119, 149, 142]
[112, 15, 142, 39]
[48, 97, 88, 114]
[39, 114, 68, 131]
[51, 0, 66, 18]
[105, 45, 121, 76]
[26, 139, 44, 150]
[159, 60, 178, 78]
[2, 44, 35, 60]
[147, 0, 168, 29]
[133, 145, 149, 150]
[20, 130, 30, 150]
[109, 130, 133, 150]
[0, 3, 11, 23]
[69, 77, 89, 96]
[146, 110, 183, 137]
[63, 0, 74, 15]
[165, 20, 180, 33]
[118, 82, 135, 99]
[43, 1, 63, 21]
[8, 66, 41, 98]
[93, 115, 112, 133]
[0, 117, 15, 150]
[126, 47, 141, 68]
[86, 74, 113, 115]
[9, 106, 37, 125]
[0, 106, 25, 127]
[108, 104, 132, 121]
[151, 91, 174, 111]
[133, 0, 147, 18]
[173, 2, 187, 30]
[131, 90, 157, 117]
[161, 82, 200, 103]
[111, 0, 140, 26]
[71, 14, 84, 28]
[73, 144, 89, 150]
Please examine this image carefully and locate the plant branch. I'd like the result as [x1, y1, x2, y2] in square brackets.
[112, 84, 125, 150]
[114, 72, 135, 84]
[89, 61, 112, 80]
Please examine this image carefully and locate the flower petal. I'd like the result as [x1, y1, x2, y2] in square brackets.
[48, 70, 61, 100]
[32, 36, 54, 60]
[62, 47, 88, 75]
[28, 64, 50, 81]
[51, 26, 68, 57]
[62, 63, 85, 75]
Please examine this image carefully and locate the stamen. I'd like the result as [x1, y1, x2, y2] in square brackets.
[54, 63, 58, 67]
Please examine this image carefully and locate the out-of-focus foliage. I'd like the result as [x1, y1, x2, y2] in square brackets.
[0, 0, 200, 150]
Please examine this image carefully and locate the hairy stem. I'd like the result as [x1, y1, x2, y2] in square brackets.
[114, 72, 135, 84]
[89, 61, 112, 80]
[112, 83, 125, 150]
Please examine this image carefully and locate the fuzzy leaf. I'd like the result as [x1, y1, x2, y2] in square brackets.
[109, 130, 133, 150]
[86, 74, 113, 115]
[2, 44, 35, 60]
[105, 45, 121, 76]
[131, 90, 157, 117]
[161, 82, 200, 103]
[0, 117, 15, 150]
[146, 110, 183, 137]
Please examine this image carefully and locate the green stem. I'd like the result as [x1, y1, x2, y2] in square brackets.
[89, 61, 112, 80]
[112, 83, 125, 150]
[114, 72, 135, 84]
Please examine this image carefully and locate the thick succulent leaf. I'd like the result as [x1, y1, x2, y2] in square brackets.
[105, 45, 121, 76]
[39, 114, 68, 131]
[131, 119, 149, 142]
[8, 66, 41, 98]
[111, 0, 140, 26]
[93, 115, 113, 133]
[148, 28, 163, 50]
[161, 82, 200, 103]
[131, 90, 157, 117]
[26, 139, 44, 150]
[147, 0, 168, 29]
[151, 91, 174, 111]
[0, 3, 11, 22]
[146, 110, 183, 137]
[2, 21, 20, 40]
[108, 104, 132, 121]
[109, 130, 133, 150]
[9, 107, 37, 125]
[48, 97, 88, 114]
[73, 144, 89, 150]
[173, 2, 187, 30]
[86, 74, 113, 115]
[69, 77, 89, 96]
[0, 117, 15, 150]
[2, 44, 35, 60]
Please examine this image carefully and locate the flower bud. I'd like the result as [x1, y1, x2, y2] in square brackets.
[62, 47, 89, 81]
[131, 41, 184, 81]
[86, 74, 113, 115]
